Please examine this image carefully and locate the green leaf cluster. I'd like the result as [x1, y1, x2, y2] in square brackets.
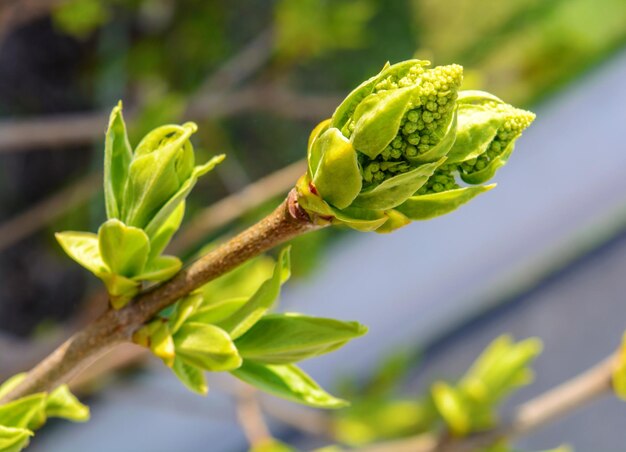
[333, 336, 542, 447]
[56, 103, 224, 308]
[0, 375, 89, 452]
[133, 248, 367, 409]
[332, 351, 439, 446]
[431, 335, 542, 436]
[296, 60, 534, 233]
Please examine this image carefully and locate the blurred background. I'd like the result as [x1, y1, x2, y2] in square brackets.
[1, 0, 626, 450]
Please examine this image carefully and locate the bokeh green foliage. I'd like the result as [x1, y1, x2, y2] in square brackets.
[333, 336, 542, 447]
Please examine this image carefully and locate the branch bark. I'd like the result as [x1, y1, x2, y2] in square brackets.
[0, 190, 320, 403]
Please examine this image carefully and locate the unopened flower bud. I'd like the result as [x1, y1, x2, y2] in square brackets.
[296, 63, 535, 233]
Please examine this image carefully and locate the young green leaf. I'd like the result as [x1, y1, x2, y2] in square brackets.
[0, 394, 46, 428]
[0, 425, 32, 452]
[235, 313, 367, 364]
[310, 127, 362, 209]
[98, 219, 150, 277]
[122, 123, 197, 230]
[44, 385, 90, 422]
[147, 202, 185, 261]
[394, 185, 495, 221]
[135, 255, 182, 282]
[250, 438, 296, 452]
[0, 374, 26, 401]
[218, 248, 291, 339]
[149, 322, 176, 367]
[174, 323, 242, 371]
[99, 273, 141, 310]
[351, 158, 445, 210]
[104, 101, 133, 220]
[199, 255, 275, 306]
[231, 361, 348, 409]
[55, 232, 107, 276]
[168, 293, 204, 334]
[172, 357, 208, 395]
[143, 154, 225, 239]
[189, 297, 248, 325]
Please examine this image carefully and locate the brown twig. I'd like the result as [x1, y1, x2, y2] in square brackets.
[236, 385, 273, 447]
[191, 28, 274, 98]
[259, 397, 334, 439]
[0, 191, 321, 403]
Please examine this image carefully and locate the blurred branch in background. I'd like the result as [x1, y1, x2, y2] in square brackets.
[236, 385, 273, 449]
[0, 86, 340, 153]
[0, 173, 101, 253]
[169, 159, 306, 254]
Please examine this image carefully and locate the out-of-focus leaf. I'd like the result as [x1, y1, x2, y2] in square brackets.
[172, 357, 208, 396]
[0, 375, 26, 401]
[0, 425, 32, 452]
[250, 438, 296, 452]
[44, 385, 90, 422]
[0, 394, 46, 429]
[52, 0, 109, 38]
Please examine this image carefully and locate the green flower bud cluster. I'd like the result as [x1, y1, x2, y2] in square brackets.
[458, 99, 535, 183]
[56, 102, 224, 309]
[296, 60, 535, 233]
[354, 65, 462, 186]
[133, 248, 366, 408]
[415, 165, 459, 195]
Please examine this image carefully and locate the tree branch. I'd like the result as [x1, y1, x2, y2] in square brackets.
[236, 386, 273, 447]
[0, 190, 320, 402]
